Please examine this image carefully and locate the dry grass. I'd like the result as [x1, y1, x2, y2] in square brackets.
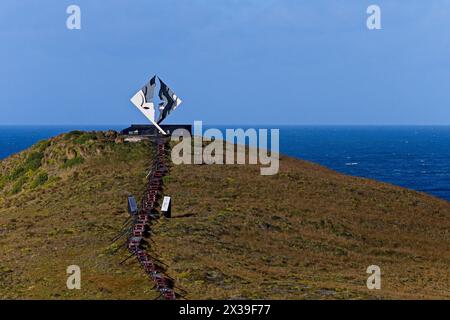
[1, 133, 450, 299]
[0, 131, 160, 299]
[153, 150, 450, 299]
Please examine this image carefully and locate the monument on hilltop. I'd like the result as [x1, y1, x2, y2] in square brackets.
[121, 75, 192, 137]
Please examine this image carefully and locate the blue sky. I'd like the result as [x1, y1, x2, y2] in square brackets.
[1, 0, 450, 125]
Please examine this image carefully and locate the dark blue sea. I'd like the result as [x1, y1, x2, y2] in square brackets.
[2, 125, 450, 202]
[277, 126, 450, 202]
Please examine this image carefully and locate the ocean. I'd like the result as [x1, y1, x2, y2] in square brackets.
[1, 125, 450, 202]
[277, 126, 450, 202]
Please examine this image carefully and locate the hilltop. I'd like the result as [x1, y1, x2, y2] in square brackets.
[1, 131, 450, 299]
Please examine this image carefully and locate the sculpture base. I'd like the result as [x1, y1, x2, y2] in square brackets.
[121, 124, 192, 137]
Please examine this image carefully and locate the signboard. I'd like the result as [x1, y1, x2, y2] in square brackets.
[161, 196, 171, 218]
[127, 196, 138, 215]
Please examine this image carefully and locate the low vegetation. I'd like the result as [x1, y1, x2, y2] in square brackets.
[154, 148, 450, 299]
[1, 132, 450, 299]
[0, 131, 157, 299]
[62, 156, 84, 169]
[30, 172, 48, 189]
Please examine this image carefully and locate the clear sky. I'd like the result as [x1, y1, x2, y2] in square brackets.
[1, 1, 450, 125]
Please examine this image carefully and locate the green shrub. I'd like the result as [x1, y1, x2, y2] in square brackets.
[8, 152, 45, 182]
[65, 130, 83, 139]
[0, 175, 6, 191]
[9, 166, 26, 181]
[11, 176, 28, 195]
[63, 156, 84, 168]
[24, 152, 44, 171]
[31, 172, 48, 189]
[74, 132, 97, 145]
[35, 140, 51, 152]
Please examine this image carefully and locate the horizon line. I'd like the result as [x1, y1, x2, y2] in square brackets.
[2, 123, 450, 127]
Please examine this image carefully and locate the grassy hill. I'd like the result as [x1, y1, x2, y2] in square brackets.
[0, 131, 160, 299]
[1, 131, 450, 299]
